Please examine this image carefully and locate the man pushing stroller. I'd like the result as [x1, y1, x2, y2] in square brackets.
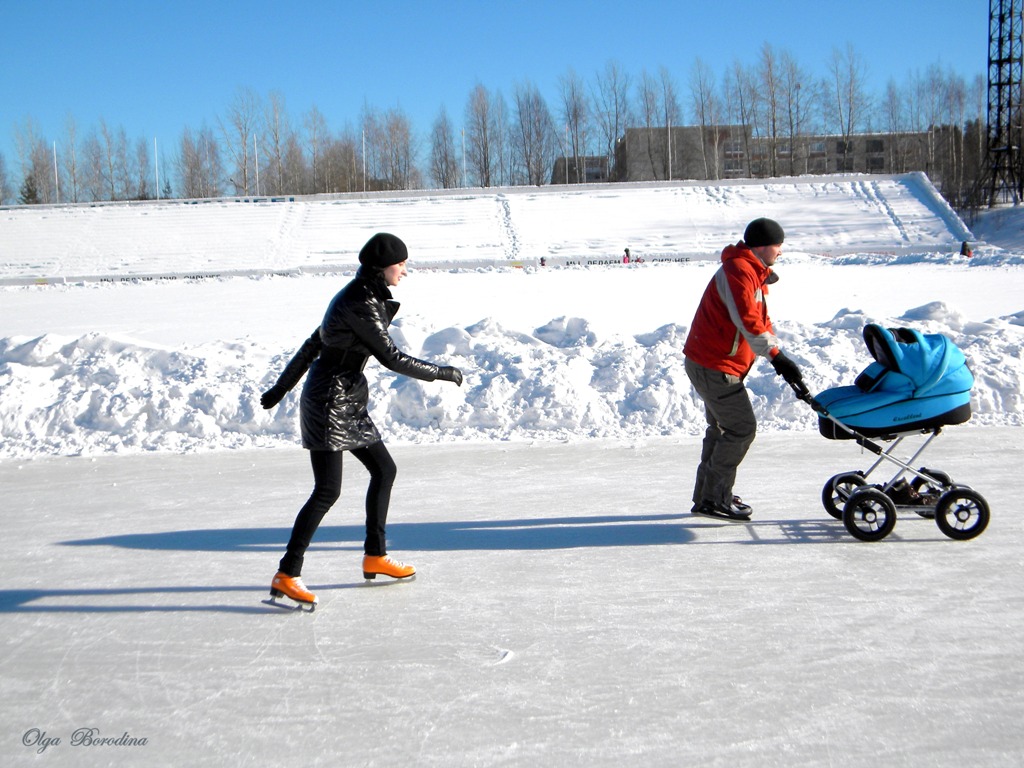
[684, 218, 808, 521]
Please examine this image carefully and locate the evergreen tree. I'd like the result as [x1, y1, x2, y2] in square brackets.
[19, 173, 40, 204]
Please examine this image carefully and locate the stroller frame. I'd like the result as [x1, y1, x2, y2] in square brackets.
[802, 389, 990, 542]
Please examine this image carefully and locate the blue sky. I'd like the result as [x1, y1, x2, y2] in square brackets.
[1, 0, 987, 177]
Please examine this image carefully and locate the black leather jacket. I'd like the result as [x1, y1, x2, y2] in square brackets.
[271, 268, 443, 450]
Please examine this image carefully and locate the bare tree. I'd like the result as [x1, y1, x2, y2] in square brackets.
[922, 64, 951, 175]
[380, 106, 418, 190]
[199, 125, 224, 197]
[429, 105, 460, 188]
[12, 117, 38, 183]
[113, 125, 133, 199]
[491, 92, 511, 186]
[0, 151, 11, 204]
[283, 133, 307, 193]
[99, 121, 132, 200]
[14, 118, 57, 203]
[722, 60, 758, 176]
[778, 50, 811, 175]
[690, 57, 720, 179]
[176, 124, 223, 198]
[636, 70, 661, 179]
[659, 66, 682, 179]
[81, 119, 130, 200]
[465, 84, 499, 187]
[59, 114, 82, 202]
[969, 72, 987, 183]
[176, 129, 202, 198]
[261, 91, 292, 195]
[33, 140, 57, 202]
[882, 78, 909, 173]
[633, 68, 680, 180]
[511, 81, 554, 185]
[828, 43, 871, 171]
[359, 105, 417, 190]
[81, 132, 103, 200]
[756, 44, 782, 176]
[134, 137, 151, 199]
[946, 72, 968, 197]
[558, 67, 590, 182]
[322, 129, 361, 193]
[360, 105, 385, 190]
[303, 105, 329, 193]
[221, 87, 261, 195]
[592, 59, 632, 174]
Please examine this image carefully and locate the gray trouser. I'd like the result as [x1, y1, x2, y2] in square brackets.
[684, 357, 757, 508]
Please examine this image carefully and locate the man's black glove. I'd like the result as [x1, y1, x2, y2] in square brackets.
[260, 384, 287, 409]
[436, 366, 464, 386]
[770, 351, 809, 397]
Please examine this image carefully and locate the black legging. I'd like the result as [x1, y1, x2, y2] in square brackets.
[279, 442, 397, 576]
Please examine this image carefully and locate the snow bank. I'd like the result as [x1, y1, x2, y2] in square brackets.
[2, 302, 1021, 459]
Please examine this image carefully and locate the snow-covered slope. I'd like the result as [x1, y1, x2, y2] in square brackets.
[0, 173, 973, 284]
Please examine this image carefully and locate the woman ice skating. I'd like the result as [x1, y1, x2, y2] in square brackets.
[259, 232, 464, 609]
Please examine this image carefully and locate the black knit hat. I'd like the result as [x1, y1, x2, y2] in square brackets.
[358, 233, 408, 268]
[743, 218, 785, 248]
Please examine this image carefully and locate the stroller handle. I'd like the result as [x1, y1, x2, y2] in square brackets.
[787, 379, 822, 411]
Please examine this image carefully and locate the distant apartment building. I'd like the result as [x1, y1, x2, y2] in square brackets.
[550, 155, 612, 184]
[604, 125, 947, 183]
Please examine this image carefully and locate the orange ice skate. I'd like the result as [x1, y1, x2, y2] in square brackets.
[269, 571, 318, 609]
[362, 555, 416, 580]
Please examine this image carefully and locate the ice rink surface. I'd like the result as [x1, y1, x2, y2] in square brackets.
[3, 178, 1022, 765]
[2, 430, 1021, 767]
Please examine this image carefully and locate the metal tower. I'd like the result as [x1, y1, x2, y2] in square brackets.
[987, 0, 1024, 204]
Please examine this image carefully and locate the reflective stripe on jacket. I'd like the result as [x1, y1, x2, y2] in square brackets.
[683, 243, 779, 377]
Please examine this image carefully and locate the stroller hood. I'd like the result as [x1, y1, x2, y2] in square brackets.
[815, 324, 973, 438]
[861, 324, 973, 398]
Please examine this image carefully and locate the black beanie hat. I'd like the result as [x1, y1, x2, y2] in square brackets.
[358, 233, 408, 268]
[743, 218, 785, 248]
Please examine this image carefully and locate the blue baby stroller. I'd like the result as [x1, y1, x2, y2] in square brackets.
[797, 323, 989, 542]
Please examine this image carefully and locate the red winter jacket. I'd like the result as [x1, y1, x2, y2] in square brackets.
[683, 243, 781, 377]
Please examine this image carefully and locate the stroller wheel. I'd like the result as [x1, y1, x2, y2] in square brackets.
[843, 488, 897, 542]
[934, 488, 990, 540]
[822, 472, 866, 520]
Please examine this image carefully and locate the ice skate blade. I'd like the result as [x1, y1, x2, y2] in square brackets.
[363, 572, 417, 583]
[264, 591, 317, 612]
[691, 509, 751, 523]
[262, 597, 316, 612]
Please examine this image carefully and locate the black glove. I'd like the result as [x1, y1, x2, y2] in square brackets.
[770, 351, 808, 397]
[260, 384, 287, 409]
[436, 366, 464, 387]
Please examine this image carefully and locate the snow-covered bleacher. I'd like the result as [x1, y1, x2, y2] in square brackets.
[0, 172, 972, 284]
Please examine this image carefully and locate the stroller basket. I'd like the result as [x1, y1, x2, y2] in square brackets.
[815, 324, 973, 439]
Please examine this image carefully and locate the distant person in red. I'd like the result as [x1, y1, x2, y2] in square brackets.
[623, 248, 631, 263]
[259, 233, 464, 608]
[683, 218, 807, 521]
